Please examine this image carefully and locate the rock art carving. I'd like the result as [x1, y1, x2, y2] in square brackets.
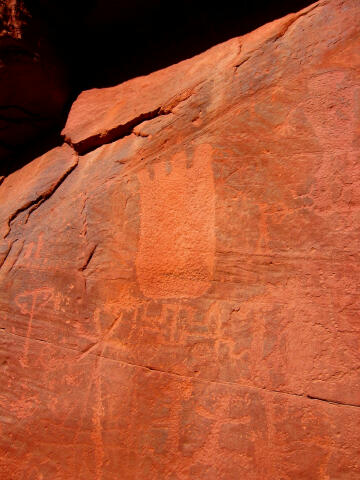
[136, 144, 215, 298]
[0, 0, 360, 479]
[304, 70, 358, 150]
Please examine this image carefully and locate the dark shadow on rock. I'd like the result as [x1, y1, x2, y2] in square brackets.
[0, 0, 315, 177]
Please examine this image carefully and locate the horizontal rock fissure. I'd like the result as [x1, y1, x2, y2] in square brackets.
[65, 82, 201, 155]
[66, 107, 167, 155]
[135, 364, 360, 409]
[1, 327, 358, 409]
[306, 394, 360, 408]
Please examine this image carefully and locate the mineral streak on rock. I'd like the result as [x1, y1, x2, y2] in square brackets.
[1, 0, 360, 479]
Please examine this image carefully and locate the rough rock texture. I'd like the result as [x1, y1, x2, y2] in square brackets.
[1, 0, 360, 478]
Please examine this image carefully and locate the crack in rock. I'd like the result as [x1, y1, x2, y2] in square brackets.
[4, 155, 79, 238]
[65, 84, 201, 155]
[79, 243, 98, 271]
[66, 107, 166, 155]
[1, 325, 358, 409]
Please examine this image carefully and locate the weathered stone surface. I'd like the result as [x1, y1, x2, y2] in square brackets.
[1, 0, 360, 478]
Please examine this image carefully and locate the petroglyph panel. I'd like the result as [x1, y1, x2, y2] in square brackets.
[136, 144, 215, 299]
[1, 1, 360, 478]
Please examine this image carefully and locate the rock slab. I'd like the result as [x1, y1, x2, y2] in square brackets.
[1, 0, 360, 478]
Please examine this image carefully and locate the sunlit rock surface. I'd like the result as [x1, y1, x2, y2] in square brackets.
[1, 0, 360, 478]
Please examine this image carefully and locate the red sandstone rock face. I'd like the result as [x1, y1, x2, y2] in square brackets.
[1, 0, 360, 478]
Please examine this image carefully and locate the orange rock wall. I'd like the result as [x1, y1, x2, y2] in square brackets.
[0, 0, 360, 478]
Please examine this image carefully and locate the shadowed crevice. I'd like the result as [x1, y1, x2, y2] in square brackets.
[66, 108, 164, 155]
